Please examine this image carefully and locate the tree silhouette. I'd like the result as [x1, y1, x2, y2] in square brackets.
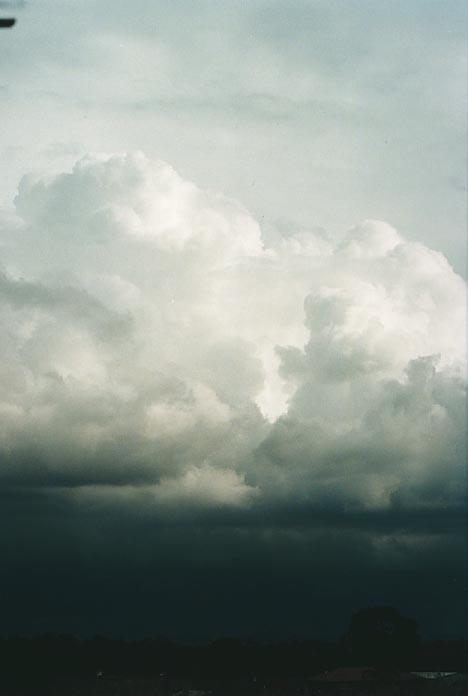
[345, 606, 420, 668]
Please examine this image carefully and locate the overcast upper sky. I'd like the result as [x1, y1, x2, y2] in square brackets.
[0, 1, 466, 639]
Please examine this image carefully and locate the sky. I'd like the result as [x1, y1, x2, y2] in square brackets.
[0, 1, 466, 640]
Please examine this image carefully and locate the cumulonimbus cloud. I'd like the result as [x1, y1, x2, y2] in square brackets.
[0, 151, 465, 518]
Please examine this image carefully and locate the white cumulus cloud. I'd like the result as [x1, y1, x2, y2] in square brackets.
[0, 152, 465, 517]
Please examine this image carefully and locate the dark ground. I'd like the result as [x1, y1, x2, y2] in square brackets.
[0, 634, 466, 695]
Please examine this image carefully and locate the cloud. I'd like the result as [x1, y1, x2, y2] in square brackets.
[15, 152, 264, 258]
[0, 151, 465, 636]
[0, 152, 465, 514]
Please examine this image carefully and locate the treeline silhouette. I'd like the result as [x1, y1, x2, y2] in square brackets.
[0, 608, 466, 691]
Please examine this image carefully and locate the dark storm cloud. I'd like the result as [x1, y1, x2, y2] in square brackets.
[0, 486, 465, 639]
